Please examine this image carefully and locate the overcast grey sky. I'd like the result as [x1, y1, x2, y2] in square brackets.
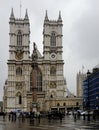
[0, 0, 99, 101]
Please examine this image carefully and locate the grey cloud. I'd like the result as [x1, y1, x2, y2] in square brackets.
[67, 5, 99, 60]
[0, 0, 99, 100]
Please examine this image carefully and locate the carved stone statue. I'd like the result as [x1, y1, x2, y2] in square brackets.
[32, 42, 38, 61]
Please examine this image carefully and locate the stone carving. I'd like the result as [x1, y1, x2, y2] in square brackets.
[16, 82, 22, 90]
[32, 42, 38, 61]
[50, 81, 56, 88]
[15, 46, 24, 60]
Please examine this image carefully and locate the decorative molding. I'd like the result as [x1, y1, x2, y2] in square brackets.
[15, 46, 24, 60]
[50, 81, 56, 88]
[16, 82, 23, 90]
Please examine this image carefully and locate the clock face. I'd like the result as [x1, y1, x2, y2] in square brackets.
[50, 53, 56, 60]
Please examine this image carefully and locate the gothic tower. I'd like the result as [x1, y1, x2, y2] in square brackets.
[76, 71, 86, 97]
[7, 8, 30, 112]
[43, 11, 65, 98]
[3, 10, 67, 113]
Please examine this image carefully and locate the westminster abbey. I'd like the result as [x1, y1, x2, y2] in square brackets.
[3, 9, 82, 113]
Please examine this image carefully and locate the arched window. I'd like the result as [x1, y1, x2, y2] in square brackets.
[16, 92, 22, 105]
[17, 30, 22, 46]
[57, 103, 60, 106]
[19, 95, 22, 104]
[63, 103, 66, 106]
[76, 102, 79, 106]
[50, 66, 56, 75]
[50, 94, 53, 98]
[50, 32, 56, 46]
[16, 67, 22, 76]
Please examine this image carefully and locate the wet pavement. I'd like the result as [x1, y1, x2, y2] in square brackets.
[0, 115, 99, 130]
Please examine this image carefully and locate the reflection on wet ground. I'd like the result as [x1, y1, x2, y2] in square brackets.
[0, 115, 99, 130]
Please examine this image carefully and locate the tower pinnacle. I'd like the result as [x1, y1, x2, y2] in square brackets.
[58, 11, 62, 21]
[25, 9, 29, 19]
[44, 10, 49, 21]
[10, 8, 15, 19]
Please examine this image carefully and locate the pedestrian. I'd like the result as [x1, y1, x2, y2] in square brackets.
[59, 111, 62, 123]
[11, 112, 14, 121]
[38, 113, 40, 123]
[14, 112, 17, 121]
[3, 112, 5, 120]
[74, 111, 77, 121]
[9, 113, 11, 121]
[30, 111, 33, 121]
[93, 112, 96, 121]
[22, 112, 24, 121]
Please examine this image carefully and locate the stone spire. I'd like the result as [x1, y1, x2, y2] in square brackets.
[24, 9, 29, 20]
[58, 11, 62, 22]
[44, 10, 49, 21]
[10, 8, 15, 19]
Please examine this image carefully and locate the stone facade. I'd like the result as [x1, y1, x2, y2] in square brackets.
[3, 9, 82, 113]
[76, 71, 86, 97]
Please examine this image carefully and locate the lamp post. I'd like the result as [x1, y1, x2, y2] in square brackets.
[87, 70, 91, 121]
[96, 96, 99, 110]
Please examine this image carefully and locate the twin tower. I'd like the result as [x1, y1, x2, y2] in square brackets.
[3, 8, 66, 112]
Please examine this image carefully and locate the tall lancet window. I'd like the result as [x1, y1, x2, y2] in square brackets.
[17, 30, 22, 46]
[19, 95, 22, 104]
[50, 32, 56, 46]
[16, 92, 22, 105]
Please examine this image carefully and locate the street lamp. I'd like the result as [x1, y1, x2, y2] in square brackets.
[96, 96, 99, 110]
[87, 70, 91, 121]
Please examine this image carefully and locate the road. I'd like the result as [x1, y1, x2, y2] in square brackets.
[0, 115, 99, 130]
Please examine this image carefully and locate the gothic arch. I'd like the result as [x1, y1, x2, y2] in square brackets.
[16, 91, 22, 96]
[15, 29, 23, 34]
[30, 67, 42, 92]
[50, 90, 56, 98]
[17, 30, 23, 46]
[16, 91, 22, 105]
[50, 31, 56, 46]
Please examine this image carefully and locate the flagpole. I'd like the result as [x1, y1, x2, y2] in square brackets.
[20, 0, 22, 18]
